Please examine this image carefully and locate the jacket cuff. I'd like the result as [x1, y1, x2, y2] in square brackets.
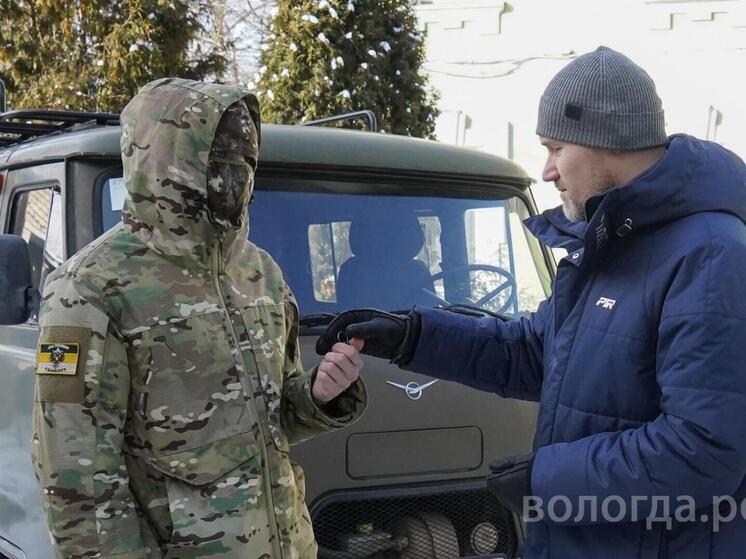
[403, 306, 478, 379]
[302, 367, 368, 429]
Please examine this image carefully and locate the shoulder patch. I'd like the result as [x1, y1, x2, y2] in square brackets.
[36, 343, 80, 375]
[35, 326, 92, 403]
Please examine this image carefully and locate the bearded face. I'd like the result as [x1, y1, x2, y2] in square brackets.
[540, 138, 615, 222]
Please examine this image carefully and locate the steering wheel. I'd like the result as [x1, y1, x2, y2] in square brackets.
[424, 264, 517, 314]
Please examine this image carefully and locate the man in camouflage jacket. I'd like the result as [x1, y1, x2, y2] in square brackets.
[31, 78, 368, 559]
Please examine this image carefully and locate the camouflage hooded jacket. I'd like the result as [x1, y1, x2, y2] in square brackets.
[31, 78, 367, 559]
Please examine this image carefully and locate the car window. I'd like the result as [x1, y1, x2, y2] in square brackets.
[308, 216, 446, 304]
[464, 204, 547, 313]
[308, 221, 351, 303]
[99, 177, 551, 317]
[250, 188, 551, 317]
[9, 187, 64, 296]
[100, 176, 127, 231]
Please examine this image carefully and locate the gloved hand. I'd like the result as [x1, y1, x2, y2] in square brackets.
[316, 309, 421, 364]
[487, 453, 535, 515]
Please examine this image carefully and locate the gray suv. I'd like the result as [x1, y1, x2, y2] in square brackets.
[0, 109, 553, 559]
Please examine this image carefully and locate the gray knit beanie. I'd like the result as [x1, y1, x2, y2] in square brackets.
[536, 46, 667, 150]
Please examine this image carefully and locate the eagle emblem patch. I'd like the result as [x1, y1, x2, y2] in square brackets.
[36, 343, 80, 375]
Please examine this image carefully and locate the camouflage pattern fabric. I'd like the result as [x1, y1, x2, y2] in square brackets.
[31, 78, 367, 559]
[206, 100, 259, 230]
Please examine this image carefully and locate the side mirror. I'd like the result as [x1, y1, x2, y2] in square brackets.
[0, 234, 39, 324]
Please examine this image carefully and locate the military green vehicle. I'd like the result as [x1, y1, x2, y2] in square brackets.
[0, 105, 553, 559]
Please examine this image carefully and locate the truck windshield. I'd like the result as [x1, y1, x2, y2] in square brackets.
[100, 176, 551, 318]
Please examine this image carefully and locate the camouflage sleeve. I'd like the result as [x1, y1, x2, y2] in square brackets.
[279, 292, 368, 446]
[31, 271, 147, 559]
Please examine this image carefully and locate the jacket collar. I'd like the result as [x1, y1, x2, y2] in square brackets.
[524, 134, 746, 268]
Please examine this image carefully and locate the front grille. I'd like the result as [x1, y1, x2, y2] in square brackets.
[311, 481, 518, 559]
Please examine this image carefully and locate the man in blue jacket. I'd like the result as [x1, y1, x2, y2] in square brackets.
[317, 46, 746, 558]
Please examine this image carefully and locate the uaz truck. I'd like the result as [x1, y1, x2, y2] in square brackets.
[0, 108, 553, 559]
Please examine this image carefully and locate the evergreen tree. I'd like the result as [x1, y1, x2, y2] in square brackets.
[0, 0, 227, 112]
[202, 0, 274, 85]
[256, 0, 439, 138]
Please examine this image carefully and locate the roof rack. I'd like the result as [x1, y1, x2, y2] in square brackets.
[302, 110, 379, 132]
[0, 109, 120, 149]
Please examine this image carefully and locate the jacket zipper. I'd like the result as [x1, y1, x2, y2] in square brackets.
[212, 237, 283, 558]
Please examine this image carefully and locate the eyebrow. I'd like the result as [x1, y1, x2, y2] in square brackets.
[541, 140, 561, 149]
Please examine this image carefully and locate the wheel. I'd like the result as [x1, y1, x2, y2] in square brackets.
[424, 264, 517, 314]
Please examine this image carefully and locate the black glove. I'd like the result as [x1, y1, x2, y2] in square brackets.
[487, 453, 535, 515]
[316, 308, 421, 364]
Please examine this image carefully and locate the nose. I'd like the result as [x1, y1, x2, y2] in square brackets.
[542, 156, 560, 183]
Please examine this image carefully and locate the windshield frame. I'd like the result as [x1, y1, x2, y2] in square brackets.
[94, 163, 556, 329]
[250, 166, 555, 330]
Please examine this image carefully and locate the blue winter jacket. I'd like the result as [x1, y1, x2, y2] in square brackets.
[404, 135, 746, 559]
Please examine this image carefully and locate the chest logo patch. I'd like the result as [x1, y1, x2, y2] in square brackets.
[36, 343, 80, 375]
[596, 297, 617, 310]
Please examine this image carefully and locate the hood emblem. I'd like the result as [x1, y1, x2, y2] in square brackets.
[386, 379, 438, 400]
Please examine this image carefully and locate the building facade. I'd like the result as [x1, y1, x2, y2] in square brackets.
[415, 0, 746, 210]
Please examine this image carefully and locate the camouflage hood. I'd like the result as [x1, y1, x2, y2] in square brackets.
[120, 78, 261, 263]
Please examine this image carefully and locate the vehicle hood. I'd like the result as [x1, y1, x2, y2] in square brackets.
[119, 78, 261, 263]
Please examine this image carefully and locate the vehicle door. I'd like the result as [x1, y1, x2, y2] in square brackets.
[0, 162, 65, 559]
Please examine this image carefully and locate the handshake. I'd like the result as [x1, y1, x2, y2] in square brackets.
[315, 308, 421, 364]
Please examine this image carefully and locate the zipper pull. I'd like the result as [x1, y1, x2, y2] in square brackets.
[616, 218, 633, 238]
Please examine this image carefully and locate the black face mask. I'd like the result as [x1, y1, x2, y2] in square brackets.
[206, 156, 254, 228]
[207, 101, 259, 229]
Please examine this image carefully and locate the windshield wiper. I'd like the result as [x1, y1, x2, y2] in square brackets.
[442, 304, 510, 321]
[299, 313, 338, 327]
